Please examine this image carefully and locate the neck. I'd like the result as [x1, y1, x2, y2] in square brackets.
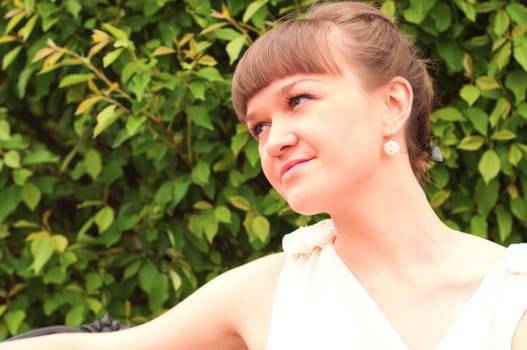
[329, 161, 454, 275]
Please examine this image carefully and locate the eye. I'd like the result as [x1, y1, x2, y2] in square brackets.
[249, 122, 269, 140]
[287, 93, 312, 108]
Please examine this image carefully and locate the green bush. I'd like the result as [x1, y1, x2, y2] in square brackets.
[0, 0, 525, 339]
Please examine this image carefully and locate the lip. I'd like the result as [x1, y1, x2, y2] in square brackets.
[280, 158, 313, 179]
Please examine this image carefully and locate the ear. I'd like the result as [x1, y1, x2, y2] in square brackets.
[382, 76, 413, 137]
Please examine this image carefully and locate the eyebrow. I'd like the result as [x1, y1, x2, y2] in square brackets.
[245, 78, 322, 121]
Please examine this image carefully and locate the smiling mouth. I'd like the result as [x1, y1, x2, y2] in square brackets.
[280, 158, 312, 178]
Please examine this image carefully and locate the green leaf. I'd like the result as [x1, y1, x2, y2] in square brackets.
[103, 48, 124, 68]
[470, 215, 488, 238]
[495, 204, 512, 242]
[20, 14, 38, 41]
[454, 0, 476, 21]
[95, 206, 114, 233]
[4, 150, 21, 168]
[12, 168, 33, 186]
[231, 130, 249, 157]
[196, 67, 222, 82]
[430, 190, 450, 208]
[252, 215, 270, 242]
[203, 213, 219, 243]
[186, 105, 213, 130]
[30, 236, 54, 274]
[0, 120, 11, 141]
[85, 298, 103, 315]
[50, 234, 68, 252]
[403, 8, 424, 24]
[64, 0, 82, 19]
[464, 107, 488, 135]
[65, 305, 85, 327]
[492, 9, 510, 37]
[85, 272, 102, 291]
[191, 160, 210, 185]
[475, 178, 499, 217]
[169, 269, 182, 294]
[0, 186, 22, 225]
[430, 3, 452, 32]
[380, 0, 396, 18]
[173, 176, 191, 206]
[22, 149, 59, 165]
[139, 262, 158, 293]
[4, 310, 25, 335]
[493, 41, 511, 72]
[510, 197, 527, 222]
[193, 201, 212, 210]
[459, 85, 479, 106]
[132, 73, 150, 102]
[2, 46, 22, 70]
[457, 135, 484, 151]
[123, 261, 141, 280]
[508, 144, 522, 166]
[489, 98, 511, 127]
[505, 70, 527, 102]
[102, 23, 129, 41]
[491, 130, 516, 141]
[229, 196, 251, 211]
[506, 3, 527, 26]
[478, 150, 500, 183]
[22, 182, 41, 211]
[148, 274, 168, 312]
[242, 0, 268, 23]
[126, 115, 146, 136]
[214, 206, 232, 223]
[432, 107, 465, 122]
[476, 76, 500, 90]
[188, 81, 206, 100]
[44, 293, 65, 316]
[437, 40, 464, 72]
[226, 35, 246, 64]
[59, 73, 95, 88]
[244, 139, 259, 167]
[84, 149, 102, 180]
[513, 38, 527, 72]
[93, 105, 120, 138]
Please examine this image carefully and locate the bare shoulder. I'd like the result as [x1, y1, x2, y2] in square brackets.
[512, 311, 527, 350]
[455, 230, 506, 265]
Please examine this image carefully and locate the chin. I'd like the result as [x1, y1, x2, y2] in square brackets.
[287, 200, 324, 216]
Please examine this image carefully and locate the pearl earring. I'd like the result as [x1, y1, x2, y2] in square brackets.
[384, 139, 400, 156]
[383, 106, 399, 156]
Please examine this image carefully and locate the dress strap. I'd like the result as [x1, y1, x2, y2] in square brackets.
[282, 219, 336, 256]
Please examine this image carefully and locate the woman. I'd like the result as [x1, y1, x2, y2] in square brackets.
[2, 2, 526, 349]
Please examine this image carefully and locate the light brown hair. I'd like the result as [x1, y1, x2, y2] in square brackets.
[231, 1, 434, 177]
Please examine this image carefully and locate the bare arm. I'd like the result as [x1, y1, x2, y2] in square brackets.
[512, 310, 527, 350]
[0, 253, 285, 350]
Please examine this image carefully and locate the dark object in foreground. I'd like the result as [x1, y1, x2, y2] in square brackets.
[5, 313, 128, 341]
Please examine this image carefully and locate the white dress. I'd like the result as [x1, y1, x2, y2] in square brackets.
[267, 220, 527, 349]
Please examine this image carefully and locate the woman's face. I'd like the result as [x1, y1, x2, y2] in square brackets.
[245, 66, 389, 215]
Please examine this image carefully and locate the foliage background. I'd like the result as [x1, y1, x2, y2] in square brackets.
[0, 0, 526, 338]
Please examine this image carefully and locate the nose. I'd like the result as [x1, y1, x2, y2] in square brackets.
[262, 118, 297, 157]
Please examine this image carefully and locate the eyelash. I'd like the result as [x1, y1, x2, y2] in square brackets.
[286, 93, 312, 108]
[249, 123, 267, 138]
[248, 93, 313, 139]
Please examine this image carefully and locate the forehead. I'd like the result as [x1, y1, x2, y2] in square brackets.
[245, 68, 373, 120]
[231, 19, 344, 121]
[245, 75, 326, 119]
